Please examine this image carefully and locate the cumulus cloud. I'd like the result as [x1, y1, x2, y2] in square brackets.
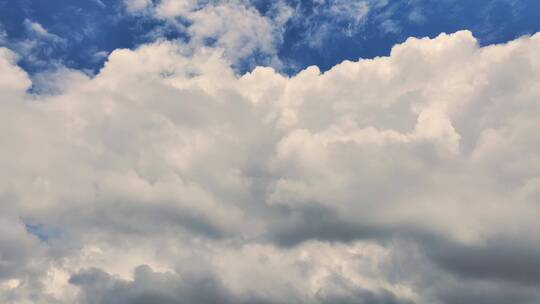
[1, 30, 540, 303]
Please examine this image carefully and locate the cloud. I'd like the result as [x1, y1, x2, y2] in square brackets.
[123, 0, 293, 68]
[286, 0, 373, 49]
[69, 241, 412, 304]
[68, 266, 250, 304]
[91, 0, 107, 8]
[1, 30, 540, 303]
[124, 0, 153, 13]
[23, 19, 64, 43]
[0, 24, 7, 45]
[1, 20, 68, 69]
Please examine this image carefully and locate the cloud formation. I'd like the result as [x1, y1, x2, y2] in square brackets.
[1, 30, 540, 303]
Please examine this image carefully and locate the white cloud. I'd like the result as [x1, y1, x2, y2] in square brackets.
[124, 0, 153, 13]
[124, 0, 293, 68]
[0, 48, 31, 96]
[1, 30, 540, 303]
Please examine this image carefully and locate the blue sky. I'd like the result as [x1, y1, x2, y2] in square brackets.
[1, 0, 539, 75]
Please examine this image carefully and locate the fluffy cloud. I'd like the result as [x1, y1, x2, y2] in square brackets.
[1, 30, 540, 303]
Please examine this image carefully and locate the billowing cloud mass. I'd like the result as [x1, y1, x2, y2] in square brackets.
[1, 27, 540, 304]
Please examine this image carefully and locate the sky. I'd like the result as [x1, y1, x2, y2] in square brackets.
[1, 0, 540, 303]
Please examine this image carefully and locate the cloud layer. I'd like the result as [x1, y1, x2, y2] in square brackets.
[1, 30, 540, 303]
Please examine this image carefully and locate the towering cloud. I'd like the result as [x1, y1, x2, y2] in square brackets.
[1, 30, 540, 303]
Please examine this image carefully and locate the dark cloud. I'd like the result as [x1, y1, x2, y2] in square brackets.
[265, 204, 389, 247]
[427, 238, 540, 285]
[433, 279, 540, 304]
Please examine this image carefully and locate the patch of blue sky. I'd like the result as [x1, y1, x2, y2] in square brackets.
[23, 220, 63, 243]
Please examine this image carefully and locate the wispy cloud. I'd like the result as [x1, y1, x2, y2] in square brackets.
[23, 19, 65, 43]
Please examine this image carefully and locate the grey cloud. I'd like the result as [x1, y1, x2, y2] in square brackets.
[316, 273, 413, 304]
[427, 238, 540, 285]
[432, 279, 540, 304]
[265, 204, 392, 247]
[70, 265, 410, 304]
[70, 266, 279, 304]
